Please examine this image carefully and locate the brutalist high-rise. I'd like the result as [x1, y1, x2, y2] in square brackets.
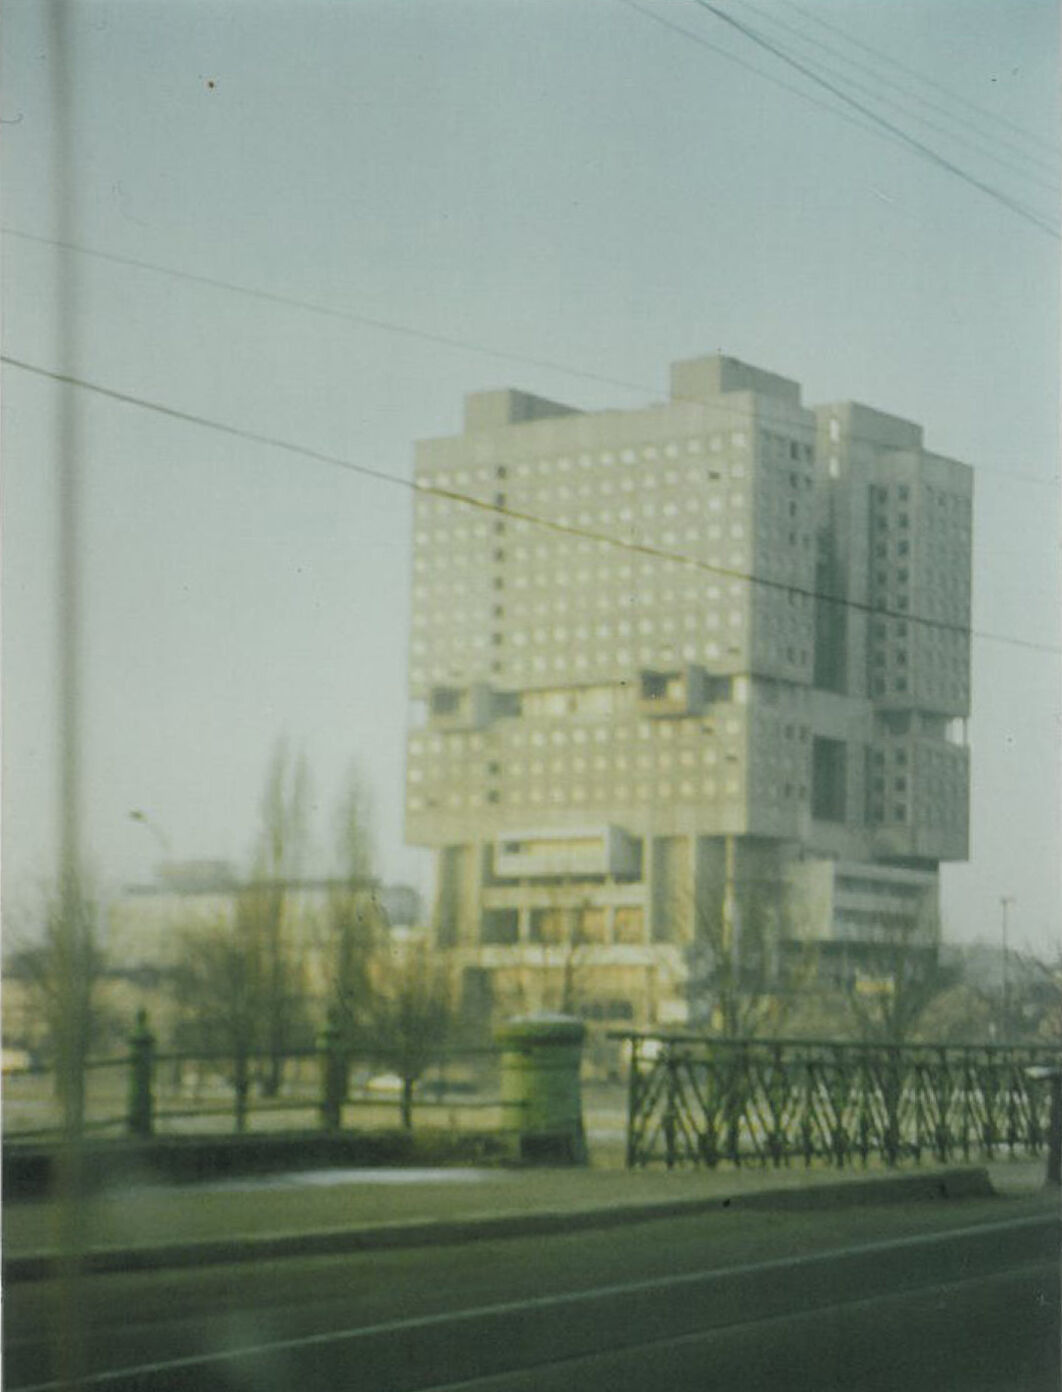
[405, 355, 971, 1028]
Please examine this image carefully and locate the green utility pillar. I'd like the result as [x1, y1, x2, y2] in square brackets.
[1027, 1065, 1062, 1187]
[496, 1013, 587, 1165]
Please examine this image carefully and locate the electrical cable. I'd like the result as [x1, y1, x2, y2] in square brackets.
[5, 227, 1057, 492]
[5, 353, 1057, 658]
[615, 0, 893, 149]
[738, 0, 1060, 186]
[682, 0, 1059, 239]
[788, 0, 1062, 159]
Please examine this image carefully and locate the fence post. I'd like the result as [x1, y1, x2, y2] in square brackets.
[725, 1045, 744, 1167]
[1047, 1072, 1061, 1187]
[625, 1035, 640, 1170]
[127, 1008, 155, 1138]
[883, 1046, 901, 1167]
[233, 1049, 249, 1134]
[663, 1046, 679, 1171]
[319, 1008, 347, 1133]
[934, 1047, 951, 1164]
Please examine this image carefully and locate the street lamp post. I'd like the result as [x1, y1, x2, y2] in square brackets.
[129, 809, 171, 866]
[1000, 895, 1015, 1044]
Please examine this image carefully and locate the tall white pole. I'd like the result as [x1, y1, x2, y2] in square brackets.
[1000, 895, 1015, 1044]
[48, 3, 87, 1384]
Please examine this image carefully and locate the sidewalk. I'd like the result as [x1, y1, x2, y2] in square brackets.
[5, 1154, 1047, 1280]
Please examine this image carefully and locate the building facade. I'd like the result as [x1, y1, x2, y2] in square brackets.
[107, 866, 423, 978]
[405, 355, 972, 1027]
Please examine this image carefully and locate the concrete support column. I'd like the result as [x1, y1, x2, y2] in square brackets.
[683, 833, 697, 946]
[644, 829, 657, 942]
[723, 834, 739, 960]
[517, 903, 532, 943]
[464, 842, 484, 946]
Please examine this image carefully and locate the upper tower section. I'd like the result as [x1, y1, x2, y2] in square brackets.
[669, 354, 803, 408]
[408, 354, 819, 704]
[463, 388, 582, 432]
[812, 400, 972, 719]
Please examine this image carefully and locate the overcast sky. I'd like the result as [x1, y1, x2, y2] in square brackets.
[2, 0, 1059, 953]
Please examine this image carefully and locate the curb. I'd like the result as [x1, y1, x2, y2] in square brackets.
[3, 1166, 995, 1283]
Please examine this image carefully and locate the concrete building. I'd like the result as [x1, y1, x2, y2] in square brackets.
[405, 355, 972, 1028]
[107, 865, 423, 980]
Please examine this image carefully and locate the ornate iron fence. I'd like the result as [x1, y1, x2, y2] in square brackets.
[616, 1033, 1062, 1170]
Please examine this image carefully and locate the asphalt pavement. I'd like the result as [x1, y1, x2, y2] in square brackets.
[4, 1155, 1043, 1277]
[4, 1182, 1058, 1391]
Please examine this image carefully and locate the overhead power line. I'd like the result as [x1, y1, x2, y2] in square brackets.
[742, 0, 1060, 185]
[616, 0, 901, 148]
[4, 353, 1058, 658]
[684, 0, 1059, 239]
[788, 0, 1062, 159]
[736, 0, 1059, 194]
[622, 0, 1057, 222]
[5, 227, 1057, 492]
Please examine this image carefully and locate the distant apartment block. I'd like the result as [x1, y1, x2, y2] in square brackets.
[405, 355, 972, 1027]
[107, 865, 423, 977]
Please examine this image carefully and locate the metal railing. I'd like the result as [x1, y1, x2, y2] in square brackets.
[3, 1025, 513, 1142]
[615, 1033, 1062, 1170]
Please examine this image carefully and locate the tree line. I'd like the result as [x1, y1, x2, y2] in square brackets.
[684, 879, 1062, 1047]
[4, 742, 452, 1129]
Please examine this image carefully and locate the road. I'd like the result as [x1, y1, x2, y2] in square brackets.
[5, 1194, 1058, 1391]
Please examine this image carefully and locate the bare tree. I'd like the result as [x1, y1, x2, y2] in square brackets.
[912, 978, 997, 1046]
[507, 893, 594, 1020]
[905, 941, 1062, 1047]
[990, 946, 1062, 1045]
[5, 884, 114, 1110]
[326, 891, 381, 1047]
[334, 761, 375, 884]
[845, 907, 952, 1045]
[370, 941, 453, 1130]
[686, 882, 789, 1038]
[251, 739, 313, 1094]
[326, 764, 383, 1053]
[170, 901, 269, 1129]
